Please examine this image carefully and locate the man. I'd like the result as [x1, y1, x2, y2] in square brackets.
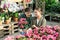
[32, 8, 46, 27]
[19, 8, 32, 28]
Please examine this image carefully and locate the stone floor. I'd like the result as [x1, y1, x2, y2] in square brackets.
[0, 21, 60, 40]
[47, 21, 60, 26]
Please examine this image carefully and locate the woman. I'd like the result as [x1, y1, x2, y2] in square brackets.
[32, 8, 46, 27]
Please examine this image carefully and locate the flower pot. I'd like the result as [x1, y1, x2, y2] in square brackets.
[5, 20, 10, 24]
[14, 18, 18, 22]
[9, 17, 11, 22]
[0, 21, 2, 25]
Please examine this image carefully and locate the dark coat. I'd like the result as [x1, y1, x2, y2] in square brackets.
[19, 14, 32, 28]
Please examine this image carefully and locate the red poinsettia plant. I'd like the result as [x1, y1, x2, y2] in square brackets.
[4, 25, 60, 40]
[18, 18, 29, 29]
[25, 25, 60, 40]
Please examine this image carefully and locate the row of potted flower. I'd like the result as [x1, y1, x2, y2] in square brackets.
[4, 25, 60, 40]
[0, 12, 19, 25]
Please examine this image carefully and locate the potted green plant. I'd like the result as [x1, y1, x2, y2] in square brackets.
[0, 16, 2, 25]
[5, 14, 10, 24]
[1, 13, 5, 23]
[13, 12, 18, 22]
[8, 12, 13, 22]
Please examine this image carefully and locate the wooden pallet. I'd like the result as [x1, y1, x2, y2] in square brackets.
[0, 24, 12, 36]
[0, 30, 4, 38]
[12, 29, 19, 34]
[11, 22, 19, 34]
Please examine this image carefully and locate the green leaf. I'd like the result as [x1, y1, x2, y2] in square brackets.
[14, 12, 18, 18]
[23, 37, 27, 40]
[24, 25, 29, 29]
[0, 16, 2, 21]
[5, 14, 10, 20]
[18, 38, 23, 40]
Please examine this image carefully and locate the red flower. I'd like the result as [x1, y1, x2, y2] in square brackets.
[20, 18, 26, 22]
[20, 24, 24, 28]
[45, 25, 52, 29]
[53, 25, 60, 30]
[46, 28, 54, 34]
[40, 35, 47, 40]
[47, 35, 56, 40]
[19, 18, 28, 24]
[40, 27, 46, 34]
[18, 18, 28, 29]
[33, 27, 39, 34]
[53, 32, 59, 38]
[26, 28, 33, 38]
[33, 33, 40, 39]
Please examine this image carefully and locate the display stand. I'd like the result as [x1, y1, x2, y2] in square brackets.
[0, 24, 11, 37]
[11, 22, 19, 34]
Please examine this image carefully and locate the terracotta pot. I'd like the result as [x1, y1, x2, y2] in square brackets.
[9, 17, 11, 22]
[14, 18, 18, 22]
[0, 21, 2, 25]
[5, 20, 10, 24]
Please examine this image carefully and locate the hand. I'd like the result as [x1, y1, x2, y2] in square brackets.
[32, 25, 36, 27]
[32, 25, 36, 28]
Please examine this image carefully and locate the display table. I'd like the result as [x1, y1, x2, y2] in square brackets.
[0, 22, 19, 38]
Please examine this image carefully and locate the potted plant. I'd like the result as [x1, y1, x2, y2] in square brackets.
[13, 12, 18, 22]
[5, 14, 10, 24]
[9, 12, 13, 22]
[0, 16, 2, 25]
[1, 13, 5, 23]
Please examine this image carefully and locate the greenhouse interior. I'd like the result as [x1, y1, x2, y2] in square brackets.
[0, 0, 60, 40]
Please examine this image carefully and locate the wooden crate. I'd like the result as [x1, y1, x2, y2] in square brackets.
[11, 22, 19, 34]
[0, 24, 12, 36]
[12, 29, 19, 34]
[0, 30, 4, 38]
[11, 22, 18, 26]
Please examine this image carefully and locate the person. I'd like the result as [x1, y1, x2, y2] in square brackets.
[32, 8, 46, 27]
[19, 8, 32, 28]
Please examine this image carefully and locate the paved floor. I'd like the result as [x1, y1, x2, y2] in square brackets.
[47, 21, 60, 26]
[0, 21, 60, 40]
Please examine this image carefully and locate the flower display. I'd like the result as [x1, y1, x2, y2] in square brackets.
[40, 35, 47, 40]
[4, 36, 14, 40]
[53, 32, 59, 38]
[47, 35, 56, 40]
[40, 27, 46, 34]
[4, 25, 60, 40]
[33, 27, 39, 34]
